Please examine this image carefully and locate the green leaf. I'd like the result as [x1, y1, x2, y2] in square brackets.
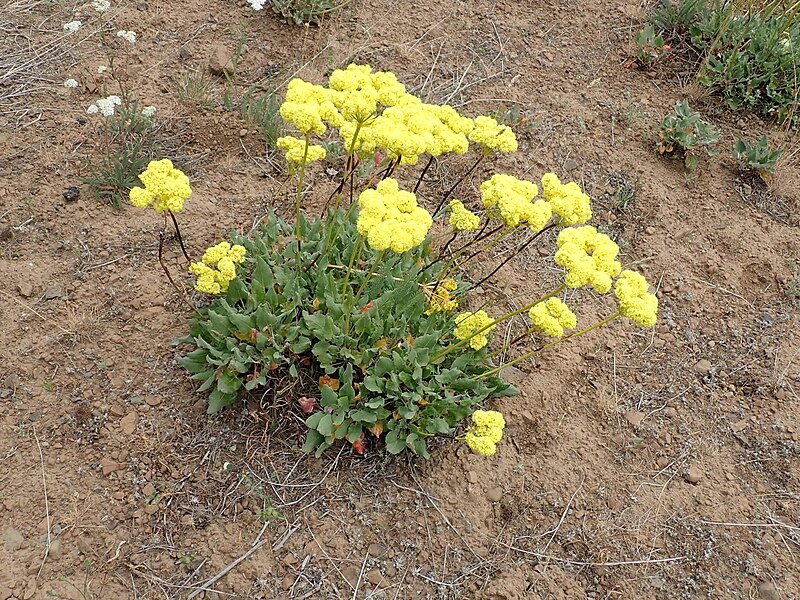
[216, 370, 242, 394]
[385, 430, 406, 454]
[208, 388, 236, 413]
[302, 429, 324, 453]
[350, 410, 378, 423]
[306, 412, 324, 429]
[317, 414, 334, 436]
[363, 376, 383, 393]
[373, 356, 395, 377]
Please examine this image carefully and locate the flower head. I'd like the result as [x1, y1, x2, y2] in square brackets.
[356, 178, 432, 253]
[92, 0, 110, 13]
[90, 95, 121, 117]
[141, 105, 157, 118]
[116, 30, 136, 44]
[529, 297, 577, 338]
[554, 226, 621, 293]
[425, 280, 458, 315]
[248, 0, 266, 9]
[615, 270, 659, 327]
[277, 136, 327, 166]
[469, 115, 518, 153]
[190, 242, 247, 295]
[481, 174, 551, 229]
[63, 78, 79, 89]
[453, 310, 495, 350]
[448, 200, 480, 231]
[541, 173, 592, 225]
[129, 158, 192, 213]
[465, 410, 505, 456]
[63, 21, 82, 33]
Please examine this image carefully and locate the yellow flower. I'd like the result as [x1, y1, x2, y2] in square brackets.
[356, 178, 432, 253]
[277, 136, 327, 166]
[469, 115, 518, 153]
[541, 173, 592, 225]
[465, 409, 505, 456]
[529, 297, 578, 338]
[453, 310, 496, 350]
[449, 200, 480, 231]
[425, 280, 459, 315]
[191, 242, 247, 295]
[130, 158, 191, 213]
[480, 174, 541, 227]
[615, 270, 659, 327]
[554, 226, 621, 293]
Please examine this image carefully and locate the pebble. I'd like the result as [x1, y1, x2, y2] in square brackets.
[3, 526, 24, 551]
[467, 471, 478, 484]
[656, 456, 669, 469]
[563, 158, 579, 171]
[685, 465, 703, 484]
[42, 285, 62, 300]
[63, 186, 80, 202]
[487, 487, 503, 502]
[367, 543, 385, 557]
[625, 410, 646, 427]
[367, 569, 384, 586]
[606, 498, 622, 511]
[17, 283, 33, 298]
[145, 396, 161, 407]
[645, 226, 656, 235]
[49, 538, 62, 560]
[208, 44, 235, 76]
[664, 407, 677, 418]
[101, 458, 122, 476]
[757, 581, 780, 600]
[693, 359, 712, 375]
[120, 412, 138, 435]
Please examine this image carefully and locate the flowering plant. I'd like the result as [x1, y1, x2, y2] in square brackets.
[164, 64, 658, 458]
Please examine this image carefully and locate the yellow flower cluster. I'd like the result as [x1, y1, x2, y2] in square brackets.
[356, 178, 432, 253]
[465, 409, 505, 456]
[555, 226, 622, 293]
[425, 279, 458, 315]
[529, 297, 578, 338]
[189, 242, 247, 295]
[480, 174, 553, 230]
[469, 115, 518, 153]
[448, 199, 480, 231]
[541, 173, 592, 225]
[276, 136, 327, 166]
[615, 270, 659, 327]
[129, 159, 192, 213]
[279, 64, 519, 167]
[454, 310, 496, 350]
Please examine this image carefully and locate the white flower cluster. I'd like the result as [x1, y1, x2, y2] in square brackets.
[92, 0, 111, 12]
[248, 0, 266, 9]
[87, 95, 122, 117]
[141, 105, 157, 118]
[116, 30, 136, 44]
[64, 78, 79, 89]
[97, 65, 108, 74]
[63, 20, 82, 33]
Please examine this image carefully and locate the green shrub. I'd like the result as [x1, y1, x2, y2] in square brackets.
[657, 99, 720, 170]
[732, 135, 783, 174]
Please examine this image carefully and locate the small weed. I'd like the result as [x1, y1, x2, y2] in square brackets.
[259, 498, 284, 522]
[176, 69, 215, 111]
[84, 100, 160, 208]
[268, 0, 346, 26]
[733, 135, 783, 176]
[40, 380, 55, 392]
[649, 0, 709, 34]
[240, 88, 283, 149]
[179, 552, 196, 571]
[657, 99, 719, 171]
[788, 259, 800, 300]
[635, 24, 669, 65]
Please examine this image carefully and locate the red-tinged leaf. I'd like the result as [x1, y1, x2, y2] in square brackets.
[247, 370, 261, 382]
[359, 301, 374, 313]
[319, 375, 340, 391]
[352, 438, 366, 454]
[368, 421, 384, 437]
[269, 362, 279, 371]
[297, 396, 317, 413]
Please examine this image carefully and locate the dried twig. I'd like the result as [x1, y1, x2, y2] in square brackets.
[186, 540, 267, 600]
[34, 428, 51, 579]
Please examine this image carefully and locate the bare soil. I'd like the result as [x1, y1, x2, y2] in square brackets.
[1, 1, 799, 599]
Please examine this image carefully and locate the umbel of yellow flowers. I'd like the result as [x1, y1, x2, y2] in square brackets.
[189, 242, 247, 295]
[465, 410, 506, 456]
[356, 178, 433, 253]
[129, 159, 192, 213]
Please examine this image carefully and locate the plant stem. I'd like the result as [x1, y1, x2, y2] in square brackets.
[414, 155, 435, 192]
[168, 210, 192, 263]
[476, 311, 621, 379]
[432, 154, 484, 217]
[295, 132, 310, 242]
[344, 248, 387, 334]
[340, 235, 364, 303]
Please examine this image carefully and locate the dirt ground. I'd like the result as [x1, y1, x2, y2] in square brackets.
[2, 0, 799, 598]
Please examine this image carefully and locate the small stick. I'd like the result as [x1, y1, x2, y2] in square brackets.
[168, 210, 192, 263]
[34, 428, 51, 579]
[414, 155, 435, 192]
[350, 552, 370, 600]
[498, 540, 687, 567]
[186, 540, 266, 600]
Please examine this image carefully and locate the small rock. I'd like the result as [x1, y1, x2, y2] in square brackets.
[537, 246, 550, 257]
[606, 498, 622, 511]
[467, 471, 478, 484]
[49, 538, 62, 560]
[693, 359, 712, 375]
[656, 456, 669, 469]
[17, 283, 33, 298]
[119, 412, 138, 435]
[367, 543, 385, 557]
[209, 44, 235, 76]
[142, 483, 156, 497]
[563, 158, 579, 171]
[645, 226, 656, 235]
[42, 285, 62, 300]
[731, 418, 748, 433]
[101, 458, 121, 476]
[179, 46, 193, 60]
[501, 365, 526, 386]
[143, 502, 160, 515]
[3, 526, 24, 551]
[757, 581, 780, 600]
[625, 410, 646, 427]
[145, 396, 161, 407]
[367, 569, 384, 586]
[63, 186, 80, 202]
[282, 553, 298, 566]
[23, 578, 36, 600]
[342, 566, 360, 586]
[239, 128, 248, 137]
[664, 406, 677, 418]
[487, 487, 503, 502]
[685, 465, 703, 484]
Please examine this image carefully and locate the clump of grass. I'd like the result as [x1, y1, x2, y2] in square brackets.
[268, 0, 347, 26]
[176, 69, 215, 111]
[239, 87, 283, 148]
